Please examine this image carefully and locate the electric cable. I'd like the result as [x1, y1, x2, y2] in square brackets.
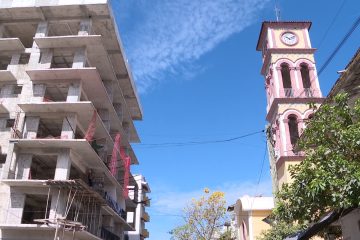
[316, 0, 347, 49]
[134, 130, 265, 149]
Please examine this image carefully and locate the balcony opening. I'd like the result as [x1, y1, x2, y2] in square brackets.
[0, 154, 6, 164]
[47, 22, 81, 37]
[37, 118, 63, 139]
[33, 117, 83, 140]
[101, 227, 121, 240]
[281, 63, 293, 97]
[300, 63, 311, 88]
[19, 53, 30, 65]
[3, 24, 37, 48]
[13, 85, 23, 96]
[64, 196, 101, 236]
[29, 155, 57, 180]
[43, 85, 68, 102]
[21, 194, 50, 224]
[0, 55, 11, 70]
[51, 50, 74, 69]
[288, 115, 299, 146]
[300, 63, 313, 97]
[6, 119, 15, 128]
[69, 164, 87, 182]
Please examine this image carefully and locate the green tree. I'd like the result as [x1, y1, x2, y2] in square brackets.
[257, 221, 304, 240]
[219, 228, 235, 240]
[274, 93, 360, 224]
[170, 189, 228, 240]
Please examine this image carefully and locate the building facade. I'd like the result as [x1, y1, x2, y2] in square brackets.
[256, 21, 324, 190]
[229, 196, 273, 240]
[126, 175, 150, 240]
[0, 1, 146, 240]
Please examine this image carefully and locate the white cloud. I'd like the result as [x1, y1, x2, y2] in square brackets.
[122, 0, 270, 93]
[150, 179, 273, 215]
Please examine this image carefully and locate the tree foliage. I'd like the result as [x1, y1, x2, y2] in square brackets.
[170, 189, 227, 240]
[274, 93, 360, 224]
[257, 221, 304, 240]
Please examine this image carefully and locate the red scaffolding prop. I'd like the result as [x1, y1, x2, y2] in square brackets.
[118, 141, 130, 198]
[85, 110, 97, 142]
[109, 133, 121, 176]
[123, 156, 131, 198]
[109, 133, 131, 198]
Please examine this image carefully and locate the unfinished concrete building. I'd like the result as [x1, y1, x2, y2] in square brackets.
[0, 1, 149, 239]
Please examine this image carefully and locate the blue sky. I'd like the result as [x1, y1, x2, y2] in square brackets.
[111, 0, 360, 239]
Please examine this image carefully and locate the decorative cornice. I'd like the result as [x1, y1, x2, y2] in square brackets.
[266, 97, 324, 122]
[260, 48, 317, 75]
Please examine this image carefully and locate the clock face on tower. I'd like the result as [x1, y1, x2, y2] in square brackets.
[281, 32, 298, 46]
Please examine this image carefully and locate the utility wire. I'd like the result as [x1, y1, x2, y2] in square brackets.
[317, 0, 347, 49]
[317, 15, 360, 76]
[135, 130, 265, 148]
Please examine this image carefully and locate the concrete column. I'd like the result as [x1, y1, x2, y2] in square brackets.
[54, 149, 71, 180]
[15, 154, 32, 180]
[103, 80, 114, 102]
[2, 143, 16, 179]
[7, 53, 20, 71]
[35, 21, 49, 38]
[66, 82, 82, 102]
[0, 24, 4, 38]
[39, 49, 53, 69]
[98, 109, 110, 132]
[78, 19, 92, 36]
[24, 116, 40, 139]
[113, 103, 123, 122]
[32, 84, 46, 102]
[7, 191, 26, 224]
[49, 188, 68, 220]
[29, 22, 49, 67]
[72, 47, 87, 68]
[61, 114, 77, 139]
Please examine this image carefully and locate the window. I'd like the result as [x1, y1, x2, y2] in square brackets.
[281, 63, 292, 97]
[288, 115, 299, 145]
[13, 85, 22, 95]
[0, 154, 6, 164]
[6, 119, 15, 128]
[300, 63, 311, 88]
[19, 53, 30, 65]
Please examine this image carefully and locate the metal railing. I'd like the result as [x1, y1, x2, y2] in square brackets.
[304, 88, 314, 97]
[284, 88, 294, 97]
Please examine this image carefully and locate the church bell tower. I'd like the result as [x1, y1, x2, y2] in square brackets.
[256, 21, 324, 191]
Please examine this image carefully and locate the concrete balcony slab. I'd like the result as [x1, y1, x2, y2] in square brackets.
[0, 70, 16, 82]
[0, 38, 25, 52]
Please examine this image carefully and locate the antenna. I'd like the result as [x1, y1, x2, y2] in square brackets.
[274, 0, 281, 21]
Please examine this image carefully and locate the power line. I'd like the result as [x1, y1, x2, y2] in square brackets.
[317, 0, 347, 49]
[317, 15, 360, 76]
[134, 130, 265, 148]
